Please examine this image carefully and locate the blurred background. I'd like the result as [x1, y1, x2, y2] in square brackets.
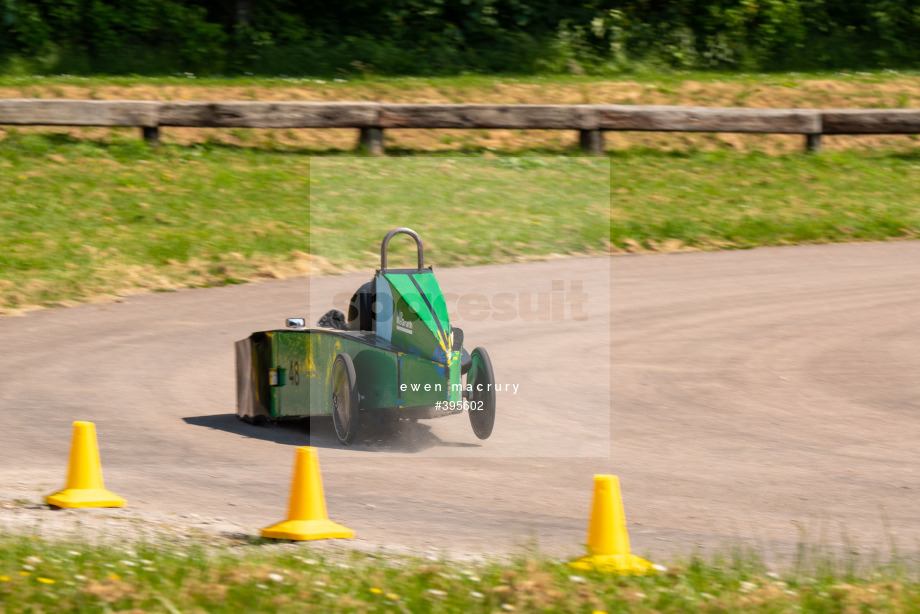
[3, 0, 920, 76]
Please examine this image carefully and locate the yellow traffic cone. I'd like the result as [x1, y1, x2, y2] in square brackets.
[261, 447, 354, 540]
[569, 475, 656, 574]
[46, 421, 126, 508]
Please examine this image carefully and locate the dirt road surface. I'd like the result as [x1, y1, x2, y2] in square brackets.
[2, 242, 919, 562]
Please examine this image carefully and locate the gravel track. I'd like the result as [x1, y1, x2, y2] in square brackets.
[2, 243, 918, 562]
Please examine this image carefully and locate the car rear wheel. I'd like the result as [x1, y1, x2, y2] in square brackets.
[332, 353, 360, 445]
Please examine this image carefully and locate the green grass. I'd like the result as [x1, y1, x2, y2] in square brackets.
[2, 133, 919, 313]
[1, 534, 919, 613]
[608, 149, 920, 250]
[0, 136, 611, 312]
[0, 134, 316, 311]
[309, 157, 610, 270]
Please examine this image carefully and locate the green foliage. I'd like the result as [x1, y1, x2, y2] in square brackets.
[2, 0, 920, 75]
[1, 0, 227, 73]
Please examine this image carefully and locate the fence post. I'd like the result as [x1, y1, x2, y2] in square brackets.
[805, 133, 822, 153]
[359, 127, 385, 155]
[579, 129, 605, 156]
[142, 126, 160, 146]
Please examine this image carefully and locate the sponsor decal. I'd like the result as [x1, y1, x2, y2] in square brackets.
[396, 309, 413, 334]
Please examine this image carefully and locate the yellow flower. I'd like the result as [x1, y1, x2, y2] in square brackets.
[0, 575, 10, 581]
[369, 587, 383, 594]
[18, 571, 31, 576]
[108, 573, 121, 580]
[386, 593, 399, 600]
[37, 577, 55, 584]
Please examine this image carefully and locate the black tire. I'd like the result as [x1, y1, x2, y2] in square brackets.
[331, 353, 360, 445]
[451, 327, 464, 352]
[460, 348, 472, 375]
[467, 347, 496, 440]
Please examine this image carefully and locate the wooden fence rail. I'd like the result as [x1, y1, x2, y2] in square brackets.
[1, 99, 919, 154]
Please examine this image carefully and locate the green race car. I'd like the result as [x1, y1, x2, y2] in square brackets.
[236, 227, 496, 445]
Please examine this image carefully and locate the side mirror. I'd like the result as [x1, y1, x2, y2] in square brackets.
[286, 318, 306, 328]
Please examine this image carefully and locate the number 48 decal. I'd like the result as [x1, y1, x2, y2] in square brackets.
[289, 361, 300, 386]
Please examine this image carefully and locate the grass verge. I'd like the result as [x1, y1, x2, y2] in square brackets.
[607, 148, 920, 251]
[2, 134, 919, 314]
[0, 137, 611, 313]
[1, 534, 919, 613]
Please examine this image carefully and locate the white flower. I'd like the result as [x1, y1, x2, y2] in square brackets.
[255, 583, 268, 590]
[121, 560, 137, 567]
[568, 575, 586, 583]
[67, 551, 81, 557]
[22, 565, 35, 571]
[652, 564, 667, 572]
[314, 581, 327, 587]
[25, 556, 42, 564]
[268, 573, 284, 583]
[470, 591, 484, 598]
[428, 589, 447, 597]
[74, 575, 87, 582]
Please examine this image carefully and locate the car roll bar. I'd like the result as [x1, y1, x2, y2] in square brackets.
[380, 227, 425, 272]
